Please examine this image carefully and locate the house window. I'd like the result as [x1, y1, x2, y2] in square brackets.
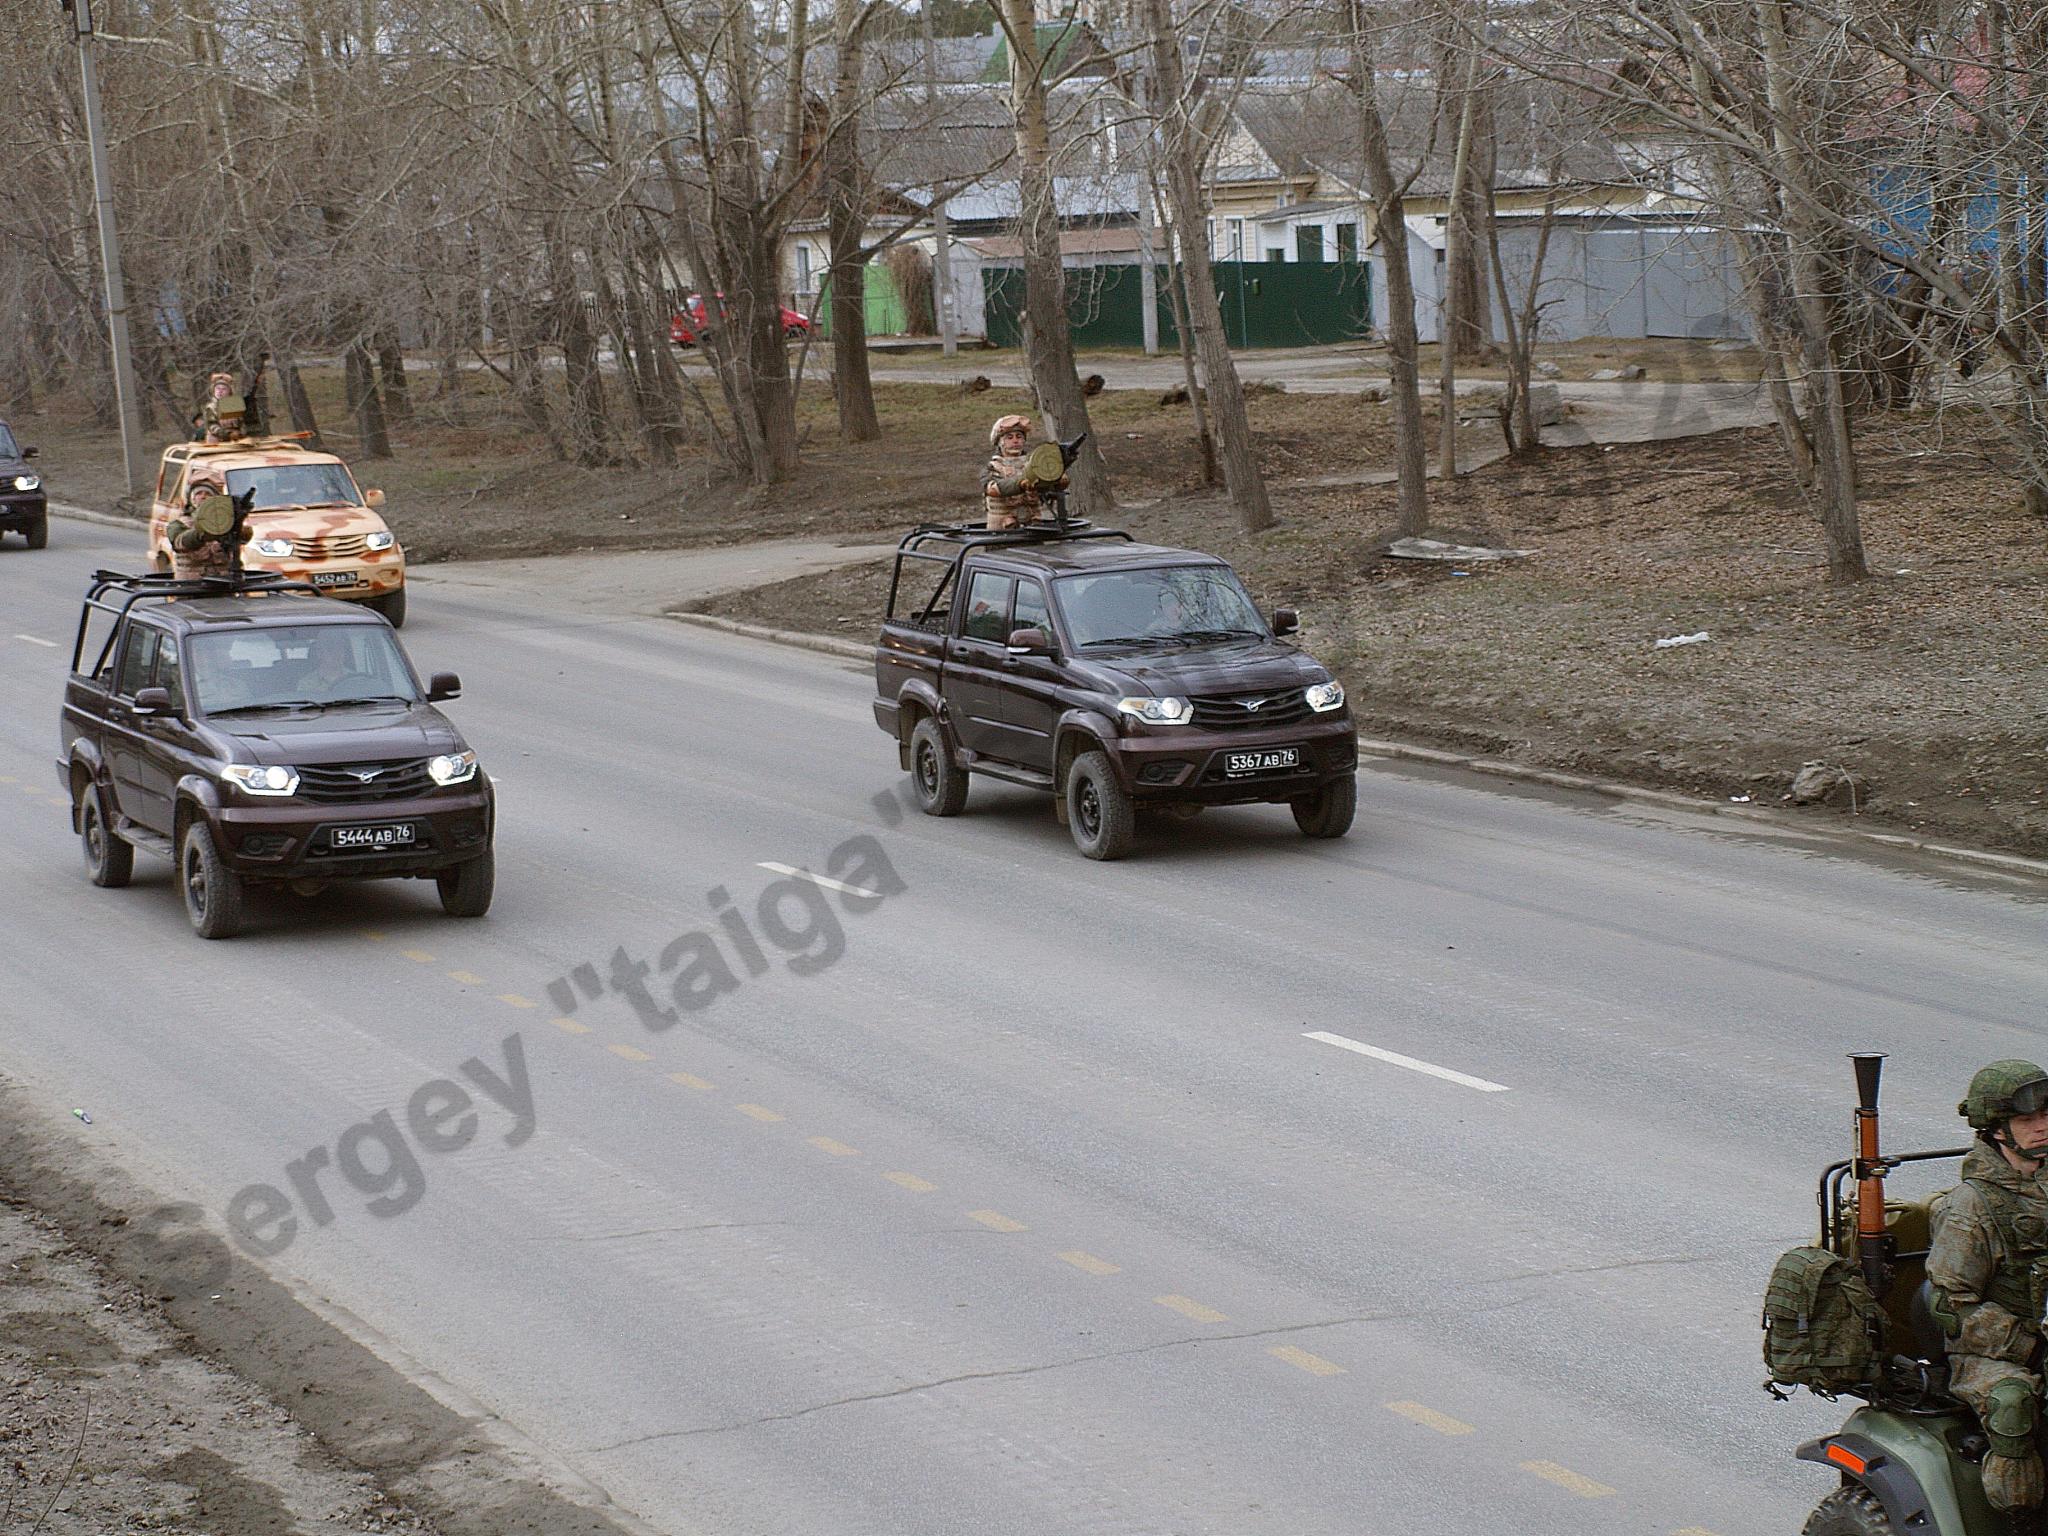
[1266, 247, 1286, 263]
[795, 244, 813, 291]
[1227, 218, 1244, 260]
[1205, 219, 1215, 260]
[1295, 225, 1325, 263]
[1336, 222, 1358, 262]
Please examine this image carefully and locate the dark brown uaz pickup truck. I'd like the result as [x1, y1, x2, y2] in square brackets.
[59, 571, 494, 938]
[873, 521, 1356, 859]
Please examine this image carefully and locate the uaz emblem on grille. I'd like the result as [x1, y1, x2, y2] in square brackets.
[350, 768, 382, 782]
[1239, 696, 1268, 712]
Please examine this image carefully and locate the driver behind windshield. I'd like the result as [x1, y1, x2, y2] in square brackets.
[294, 632, 365, 701]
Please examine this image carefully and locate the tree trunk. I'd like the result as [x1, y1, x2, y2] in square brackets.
[1003, 0, 1111, 514]
[827, 0, 880, 441]
[1436, 55, 1480, 480]
[346, 338, 392, 458]
[377, 336, 412, 424]
[1144, 0, 1269, 531]
[1350, 6, 1431, 537]
[276, 351, 322, 448]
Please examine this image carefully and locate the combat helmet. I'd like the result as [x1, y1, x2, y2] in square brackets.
[1960, 1060, 2048, 1132]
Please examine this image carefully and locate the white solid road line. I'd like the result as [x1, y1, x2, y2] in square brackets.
[1303, 1031, 1512, 1093]
[13, 635, 56, 648]
[756, 861, 881, 900]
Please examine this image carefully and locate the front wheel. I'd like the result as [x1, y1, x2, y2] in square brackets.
[1801, 1486, 1894, 1535]
[181, 822, 245, 939]
[24, 515, 47, 550]
[1066, 751, 1135, 861]
[910, 718, 968, 816]
[1291, 773, 1357, 839]
[370, 586, 407, 628]
[437, 848, 495, 917]
[80, 787, 133, 888]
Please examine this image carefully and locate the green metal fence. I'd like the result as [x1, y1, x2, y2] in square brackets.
[981, 261, 1370, 350]
[817, 261, 907, 337]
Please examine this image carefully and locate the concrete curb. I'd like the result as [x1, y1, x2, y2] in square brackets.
[666, 612, 2048, 883]
[48, 499, 144, 531]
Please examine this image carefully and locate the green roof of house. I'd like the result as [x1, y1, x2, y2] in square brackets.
[978, 19, 1091, 84]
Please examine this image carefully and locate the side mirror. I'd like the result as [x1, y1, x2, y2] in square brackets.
[426, 671, 461, 701]
[21, 446, 37, 459]
[363, 488, 385, 508]
[1006, 626, 1051, 655]
[1271, 608, 1299, 637]
[133, 686, 173, 716]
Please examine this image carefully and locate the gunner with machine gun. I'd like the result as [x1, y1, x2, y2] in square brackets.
[165, 472, 254, 580]
[981, 414, 1068, 531]
[1926, 1060, 2048, 1513]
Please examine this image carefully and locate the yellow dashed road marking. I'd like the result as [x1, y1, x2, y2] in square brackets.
[808, 1137, 860, 1157]
[667, 1072, 713, 1091]
[606, 1043, 652, 1062]
[1057, 1250, 1121, 1276]
[402, 949, 435, 963]
[1154, 1294, 1228, 1323]
[1672, 1528, 1723, 1536]
[0, 775, 16, 784]
[967, 1209, 1027, 1232]
[446, 969, 486, 985]
[1387, 1401, 1475, 1436]
[362, 930, 388, 942]
[497, 993, 536, 1009]
[1521, 1461, 1616, 1499]
[884, 1172, 936, 1193]
[736, 1103, 785, 1122]
[553, 1017, 591, 1035]
[1269, 1346, 1345, 1377]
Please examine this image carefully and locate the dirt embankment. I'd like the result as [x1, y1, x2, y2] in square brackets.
[695, 421, 2048, 860]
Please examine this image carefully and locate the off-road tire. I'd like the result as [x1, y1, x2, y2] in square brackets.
[24, 515, 47, 550]
[180, 822, 245, 939]
[437, 848, 494, 917]
[1291, 773, 1357, 839]
[784, 324, 806, 341]
[910, 718, 968, 817]
[1801, 1486, 1894, 1535]
[371, 586, 407, 628]
[80, 787, 133, 888]
[1066, 750, 1135, 860]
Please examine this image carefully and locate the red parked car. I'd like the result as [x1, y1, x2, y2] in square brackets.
[669, 293, 812, 347]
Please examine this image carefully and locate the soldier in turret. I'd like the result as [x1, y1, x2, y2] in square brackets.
[981, 414, 1069, 531]
[165, 472, 251, 580]
[1926, 1060, 2048, 1513]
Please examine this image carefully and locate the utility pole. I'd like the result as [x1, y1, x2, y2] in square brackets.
[918, 0, 958, 355]
[66, 0, 147, 499]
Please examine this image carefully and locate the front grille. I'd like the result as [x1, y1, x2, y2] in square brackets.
[292, 534, 368, 559]
[296, 758, 433, 803]
[1188, 689, 1313, 730]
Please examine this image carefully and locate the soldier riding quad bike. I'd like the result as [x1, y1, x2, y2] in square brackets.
[1768, 1054, 2048, 1535]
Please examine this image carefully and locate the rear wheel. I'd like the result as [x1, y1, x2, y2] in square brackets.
[437, 848, 494, 917]
[1066, 751, 1135, 861]
[1291, 773, 1357, 839]
[180, 822, 245, 939]
[910, 718, 968, 816]
[24, 515, 47, 550]
[371, 586, 407, 628]
[80, 787, 133, 888]
[1801, 1486, 1894, 1535]
[784, 323, 806, 341]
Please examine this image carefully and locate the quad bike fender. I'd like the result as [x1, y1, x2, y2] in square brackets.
[1800, 1407, 1991, 1536]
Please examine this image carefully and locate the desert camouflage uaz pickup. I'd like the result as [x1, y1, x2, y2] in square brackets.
[148, 436, 408, 625]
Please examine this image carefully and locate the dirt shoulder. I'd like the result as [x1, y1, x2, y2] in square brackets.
[691, 421, 2048, 860]
[0, 1083, 646, 1536]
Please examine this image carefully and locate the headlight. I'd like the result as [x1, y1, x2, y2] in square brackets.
[1306, 680, 1346, 713]
[252, 537, 295, 557]
[222, 763, 298, 796]
[428, 750, 477, 785]
[365, 530, 395, 551]
[1115, 696, 1192, 726]
[12, 475, 40, 492]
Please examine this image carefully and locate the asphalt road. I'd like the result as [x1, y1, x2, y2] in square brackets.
[4, 521, 2045, 1536]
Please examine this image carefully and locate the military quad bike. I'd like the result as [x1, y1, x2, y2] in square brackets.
[1774, 1054, 2021, 1535]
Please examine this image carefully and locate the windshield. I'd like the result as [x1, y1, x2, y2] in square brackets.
[0, 424, 18, 459]
[224, 463, 360, 510]
[188, 625, 419, 713]
[1055, 565, 1268, 648]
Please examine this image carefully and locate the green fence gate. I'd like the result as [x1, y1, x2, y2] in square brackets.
[981, 260, 1370, 350]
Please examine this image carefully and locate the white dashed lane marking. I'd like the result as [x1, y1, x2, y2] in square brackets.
[756, 862, 881, 900]
[1303, 1031, 1511, 1093]
[14, 635, 57, 648]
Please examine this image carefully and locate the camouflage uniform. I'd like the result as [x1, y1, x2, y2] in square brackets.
[983, 444, 1039, 531]
[166, 495, 250, 580]
[1928, 1060, 2048, 1512]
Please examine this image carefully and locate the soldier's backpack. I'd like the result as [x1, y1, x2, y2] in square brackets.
[1762, 1245, 1884, 1392]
